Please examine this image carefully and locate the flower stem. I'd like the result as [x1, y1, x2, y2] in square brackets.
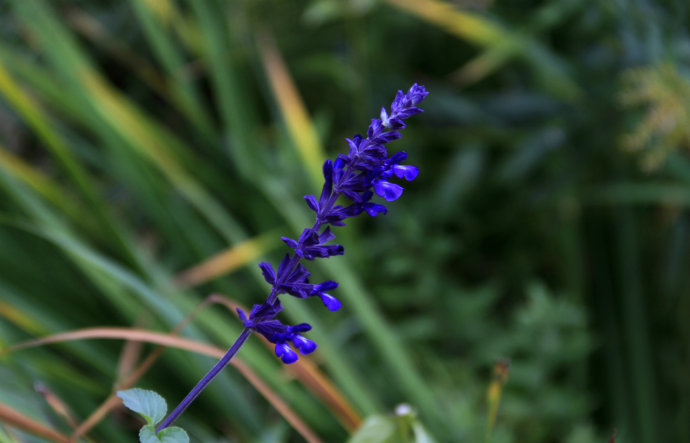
[156, 327, 253, 432]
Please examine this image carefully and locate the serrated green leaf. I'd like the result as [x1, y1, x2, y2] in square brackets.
[140, 425, 190, 443]
[117, 388, 167, 426]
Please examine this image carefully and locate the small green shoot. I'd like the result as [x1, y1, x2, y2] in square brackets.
[348, 404, 436, 443]
[117, 388, 189, 443]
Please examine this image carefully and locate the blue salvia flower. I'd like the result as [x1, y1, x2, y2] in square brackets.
[156, 84, 428, 432]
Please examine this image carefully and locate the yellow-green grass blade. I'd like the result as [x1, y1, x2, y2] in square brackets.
[7, 0, 247, 247]
[258, 31, 325, 188]
[64, 8, 170, 102]
[0, 58, 147, 272]
[386, 0, 580, 100]
[0, 300, 46, 338]
[0, 42, 239, 260]
[0, 144, 89, 232]
[186, 0, 263, 176]
[385, 0, 507, 47]
[0, 63, 95, 212]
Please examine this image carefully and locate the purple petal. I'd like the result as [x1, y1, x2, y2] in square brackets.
[236, 308, 249, 324]
[368, 118, 383, 138]
[372, 179, 404, 201]
[363, 203, 387, 217]
[258, 262, 276, 284]
[290, 323, 312, 333]
[392, 90, 404, 110]
[319, 292, 342, 311]
[281, 237, 298, 249]
[304, 195, 319, 212]
[388, 151, 408, 165]
[293, 336, 317, 354]
[373, 131, 401, 144]
[392, 165, 419, 181]
[380, 107, 391, 127]
[275, 343, 298, 364]
[346, 137, 361, 156]
[276, 254, 292, 281]
[314, 280, 338, 292]
[318, 227, 336, 243]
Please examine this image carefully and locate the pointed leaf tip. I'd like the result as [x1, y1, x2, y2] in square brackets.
[117, 388, 167, 426]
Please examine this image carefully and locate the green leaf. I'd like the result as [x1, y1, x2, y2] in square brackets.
[348, 415, 397, 443]
[117, 388, 167, 426]
[140, 425, 190, 443]
[412, 422, 436, 443]
[348, 407, 437, 443]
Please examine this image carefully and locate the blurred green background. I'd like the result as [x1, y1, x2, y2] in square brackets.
[0, 0, 688, 442]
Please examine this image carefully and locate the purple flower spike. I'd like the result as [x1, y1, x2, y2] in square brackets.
[362, 202, 387, 217]
[157, 85, 428, 432]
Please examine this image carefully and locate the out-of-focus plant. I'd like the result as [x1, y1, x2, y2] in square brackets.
[620, 63, 690, 170]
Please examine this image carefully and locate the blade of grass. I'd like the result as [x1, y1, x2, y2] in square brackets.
[452, 0, 584, 88]
[0, 37, 149, 273]
[34, 383, 80, 430]
[7, 0, 249, 249]
[186, 0, 259, 176]
[257, 30, 325, 187]
[175, 230, 278, 288]
[63, 7, 170, 101]
[0, 144, 93, 233]
[0, 300, 47, 337]
[128, 0, 214, 135]
[385, 0, 506, 46]
[316, 261, 439, 424]
[485, 360, 509, 443]
[590, 182, 690, 206]
[615, 210, 658, 443]
[0, 425, 18, 443]
[0, 41, 245, 275]
[0, 402, 70, 443]
[0, 44, 233, 264]
[387, 0, 579, 100]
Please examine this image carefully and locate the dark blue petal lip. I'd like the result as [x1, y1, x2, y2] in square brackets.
[372, 179, 404, 201]
[392, 165, 419, 181]
[319, 292, 342, 311]
[293, 335, 317, 354]
[276, 343, 298, 364]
